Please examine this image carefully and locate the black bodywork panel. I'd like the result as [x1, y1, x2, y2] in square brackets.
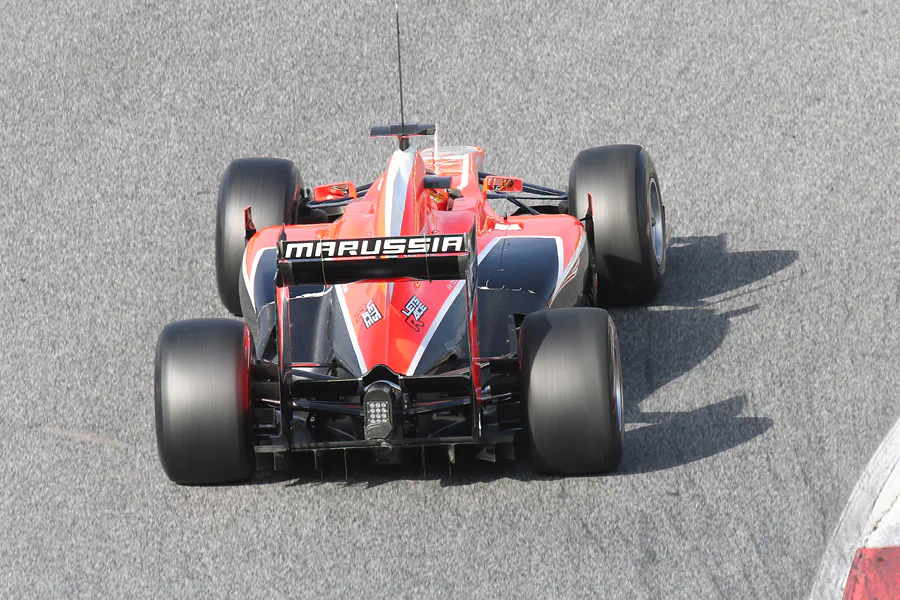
[244, 235, 589, 375]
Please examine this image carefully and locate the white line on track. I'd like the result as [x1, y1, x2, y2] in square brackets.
[809, 415, 900, 599]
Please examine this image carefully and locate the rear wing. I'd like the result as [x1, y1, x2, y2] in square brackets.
[276, 227, 475, 286]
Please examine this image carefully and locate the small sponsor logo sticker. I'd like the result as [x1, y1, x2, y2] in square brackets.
[359, 301, 383, 329]
[401, 295, 428, 332]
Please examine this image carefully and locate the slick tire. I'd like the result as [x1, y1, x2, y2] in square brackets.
[520, 308, 624, 475]
[155, 319, 255, 485]
[216, 157, 301, 316]
[568, 145, 666, 303]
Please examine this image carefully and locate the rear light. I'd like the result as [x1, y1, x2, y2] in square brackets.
[364, 382, 394, 440]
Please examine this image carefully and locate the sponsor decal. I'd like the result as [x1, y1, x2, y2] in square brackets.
[281, 234, 466, 260]
[401, 295, 428, 332]
[359, 301, 383, 329]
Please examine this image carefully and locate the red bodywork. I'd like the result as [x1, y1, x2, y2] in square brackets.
[243, 146, 586, 383]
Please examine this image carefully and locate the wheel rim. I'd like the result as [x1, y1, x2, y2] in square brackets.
[649, 179, 664, 265]
[609, 319, 625, 445]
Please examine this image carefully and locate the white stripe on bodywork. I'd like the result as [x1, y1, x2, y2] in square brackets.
[242, 245, 273, 311]
[334, 285, 366, 373]
[406, 236, 505, 375]
[406, 280, 466, 375]
[562, 231, 585, 285]
[549, 231, 586, 306]
[552, 237, 566, 291]
[383, 149, 415, 237]
[459, 152, 470, 192]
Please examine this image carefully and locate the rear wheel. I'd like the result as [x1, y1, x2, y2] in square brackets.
[568, 145, 666, 303]
[216, 157, 302, 316]
[154, 319, 255, 485]
[520, 307, 624, 475]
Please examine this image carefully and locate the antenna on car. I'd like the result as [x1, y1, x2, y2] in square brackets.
[369, 7, 435, 151]
[394, 2, 408, 150]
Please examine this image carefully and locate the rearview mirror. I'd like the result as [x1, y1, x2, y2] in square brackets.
[482, 176, 523, 194]
[312, 181, 357, 203]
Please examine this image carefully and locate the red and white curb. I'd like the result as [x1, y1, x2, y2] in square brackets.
[810, 417, 900, 599]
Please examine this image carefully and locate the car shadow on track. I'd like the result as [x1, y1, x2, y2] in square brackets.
[260, 235, 795, 486]
[617, 394, 774, 475]
[609, 234, 795, 474]
[658, 234, 800, 308]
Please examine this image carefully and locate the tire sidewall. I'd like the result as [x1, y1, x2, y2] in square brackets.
[638, 155, 668, 287]
[636, 153, 665, 288]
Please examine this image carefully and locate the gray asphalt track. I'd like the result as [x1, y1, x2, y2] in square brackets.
[2, 1, 899, 598]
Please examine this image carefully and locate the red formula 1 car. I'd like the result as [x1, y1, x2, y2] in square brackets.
[154, 124, 669, 484]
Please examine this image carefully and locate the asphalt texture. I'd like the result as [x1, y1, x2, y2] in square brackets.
[1, 1, 898, 598]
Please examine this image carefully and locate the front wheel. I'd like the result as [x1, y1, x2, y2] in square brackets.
[216, 158, 302, 316]
[519, 307, 624, 475]
[568, 145, 667, 303]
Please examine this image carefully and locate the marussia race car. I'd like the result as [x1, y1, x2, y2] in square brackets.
[154, 124, 670, 484]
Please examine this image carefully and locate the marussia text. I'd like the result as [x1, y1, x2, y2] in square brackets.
[281, 234, 466, 259]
